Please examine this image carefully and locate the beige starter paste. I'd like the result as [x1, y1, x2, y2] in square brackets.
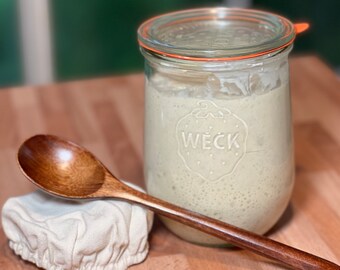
[144, 67, 294, 245]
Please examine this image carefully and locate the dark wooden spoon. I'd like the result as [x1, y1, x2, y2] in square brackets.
[17, 134, 340, 270]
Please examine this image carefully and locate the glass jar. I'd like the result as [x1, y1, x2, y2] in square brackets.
[138, 8, 301, 246]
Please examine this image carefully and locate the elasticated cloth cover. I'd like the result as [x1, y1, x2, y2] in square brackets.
[2, 184, 153, 270]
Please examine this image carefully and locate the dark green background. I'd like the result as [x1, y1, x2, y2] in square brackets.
[0, 0, 338, 86]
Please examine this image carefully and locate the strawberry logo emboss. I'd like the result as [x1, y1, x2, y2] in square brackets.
[176, 101, 248, 181]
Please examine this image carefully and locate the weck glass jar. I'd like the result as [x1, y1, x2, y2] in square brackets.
[138, 8, 304, 246]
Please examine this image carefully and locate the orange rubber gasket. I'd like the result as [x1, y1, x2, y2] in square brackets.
[138, 38, 295, 62]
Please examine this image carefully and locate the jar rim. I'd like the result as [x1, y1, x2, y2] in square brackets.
[138, 7, 296, 61]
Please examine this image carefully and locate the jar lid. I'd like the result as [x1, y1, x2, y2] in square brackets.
[138, 8, 305, 61]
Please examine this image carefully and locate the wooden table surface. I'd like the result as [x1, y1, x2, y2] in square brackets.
[0, 56, 339, 270]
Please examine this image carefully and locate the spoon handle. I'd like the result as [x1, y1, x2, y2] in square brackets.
[122, 189, 339, 270]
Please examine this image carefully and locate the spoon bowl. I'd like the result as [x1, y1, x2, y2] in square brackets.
[18, 135, 106, 197]
[17, 135, 340, 270]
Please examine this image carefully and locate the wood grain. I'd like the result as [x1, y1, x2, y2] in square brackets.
[0, 56, 339, 269]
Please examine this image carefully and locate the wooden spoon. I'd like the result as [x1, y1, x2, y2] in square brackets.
[17, 134, 339, 270]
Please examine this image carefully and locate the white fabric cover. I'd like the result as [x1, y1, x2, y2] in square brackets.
[2, 184, 153, 270]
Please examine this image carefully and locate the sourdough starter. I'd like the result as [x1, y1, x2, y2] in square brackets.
[144, 69, 294, 245]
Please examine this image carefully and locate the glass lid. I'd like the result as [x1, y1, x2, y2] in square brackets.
[138, 8, 298, 61]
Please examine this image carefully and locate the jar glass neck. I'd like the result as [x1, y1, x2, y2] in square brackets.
[141, 45, 292, 72]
